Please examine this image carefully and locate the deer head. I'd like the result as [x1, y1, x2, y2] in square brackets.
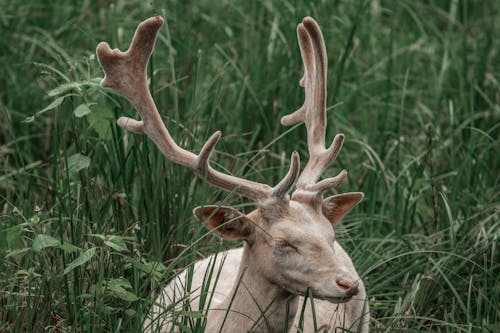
[97, 16, 363, 304]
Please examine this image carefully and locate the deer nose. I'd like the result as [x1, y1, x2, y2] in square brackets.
[336, 279, 359, 297]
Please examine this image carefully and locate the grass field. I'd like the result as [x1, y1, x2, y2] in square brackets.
[1, 0, 498, 332]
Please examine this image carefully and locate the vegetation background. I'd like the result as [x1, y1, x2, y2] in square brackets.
[1, 0, 498, 332]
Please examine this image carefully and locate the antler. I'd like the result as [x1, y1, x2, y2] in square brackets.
[96, 16, 299, 201]
[281, 17, 347, 198]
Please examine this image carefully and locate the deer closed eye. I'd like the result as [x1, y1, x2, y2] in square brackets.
[274, 239, 298, 252]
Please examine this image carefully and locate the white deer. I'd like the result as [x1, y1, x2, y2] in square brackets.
[96, 16, 370, 333]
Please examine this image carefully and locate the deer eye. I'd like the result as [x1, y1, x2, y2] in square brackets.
[274, 239, 297, 252]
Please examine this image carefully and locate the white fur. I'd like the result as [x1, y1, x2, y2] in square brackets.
[144, 247, 369, 332]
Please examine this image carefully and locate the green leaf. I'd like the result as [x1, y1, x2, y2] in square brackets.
[40, 97, 65, 112]
[87, 104, 114, 140]
[22, 116, 35, 123]
[0, 161, 42, 189]
[67, 153, 91, 177]
[104, 236, 128, 252]
[32, 234, 60, 252]
[87, 233, 106, 240]
[110, 286, 138, 302]
[1, 223, 28, 246]
[108, 278, 132, 289]
[48, 78, 102, 97]
[107, 278, 138, 302]
[64, 247, 96, 275]
[16, 269, 42, 277]
[23, 97, 65, 123]
[103, 306, 119, 314]
[5, 248, 30, 258]
[58, 243, 80, 253]
[125, 309, 136, 317]
[74, 104, 92, 118]
[131, 259, 167, 278]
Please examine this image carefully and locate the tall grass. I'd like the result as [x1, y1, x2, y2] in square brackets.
[1, 0, 498, 332]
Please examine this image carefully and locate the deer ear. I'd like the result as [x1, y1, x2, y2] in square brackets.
[322, 192, 364, 225]
[193, 205, 255, 240]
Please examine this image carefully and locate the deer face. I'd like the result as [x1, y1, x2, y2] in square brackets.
[194, 192, 363, 303]
[259, 200, 360, 302]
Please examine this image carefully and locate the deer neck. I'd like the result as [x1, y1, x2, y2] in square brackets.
[207, 242, 299, 333]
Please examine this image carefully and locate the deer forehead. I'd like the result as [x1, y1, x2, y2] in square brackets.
[265, 202, 334, 241]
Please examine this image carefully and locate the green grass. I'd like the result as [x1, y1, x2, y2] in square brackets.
[1, 0, 498, 332]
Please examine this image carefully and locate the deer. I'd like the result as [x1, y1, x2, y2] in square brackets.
[96, 16, 370, 333]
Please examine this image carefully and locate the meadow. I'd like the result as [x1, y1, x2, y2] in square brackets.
[1, 0, 498, 332]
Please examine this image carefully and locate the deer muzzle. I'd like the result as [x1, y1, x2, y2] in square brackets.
[336, 279, 360, 297]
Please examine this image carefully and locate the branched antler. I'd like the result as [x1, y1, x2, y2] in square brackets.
[96, 16, 299, 201]
[281, 17, 347, 200]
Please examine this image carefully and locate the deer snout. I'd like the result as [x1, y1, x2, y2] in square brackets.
[336, 279, 359, 297]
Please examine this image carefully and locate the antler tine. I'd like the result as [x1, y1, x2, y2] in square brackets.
[272, 152, 300, 199]
[281, 17, 346, 198]
[96, 16, 299, 201]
